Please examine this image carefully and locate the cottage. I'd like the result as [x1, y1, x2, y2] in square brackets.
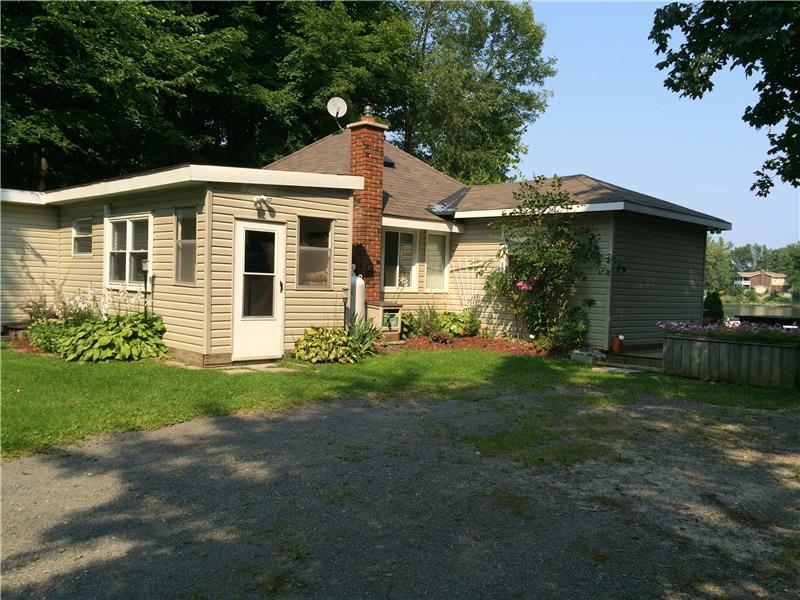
[1, 165, 362, 365]
[1, 108, 732, 362]
[734, 271, 790, 295]
[265, 109, 732, 349]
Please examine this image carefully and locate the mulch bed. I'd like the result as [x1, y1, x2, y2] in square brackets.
[6, 333, 49, 355]
[401, 335, 549, 357]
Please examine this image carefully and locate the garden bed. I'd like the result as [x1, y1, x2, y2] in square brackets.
[401, 335, 549, 356]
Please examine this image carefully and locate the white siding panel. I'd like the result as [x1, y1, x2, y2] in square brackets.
[1, 203, 59, 324]
[209, 185, 352, 355]
[56, 186, 208, 353]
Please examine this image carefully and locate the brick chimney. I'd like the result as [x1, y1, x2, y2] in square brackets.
[348, 106, 388, 302]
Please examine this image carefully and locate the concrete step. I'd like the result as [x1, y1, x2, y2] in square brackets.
[605, 351, 664, 372]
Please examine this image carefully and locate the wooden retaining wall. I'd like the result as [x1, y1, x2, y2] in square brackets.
[663, 334, 800, 389]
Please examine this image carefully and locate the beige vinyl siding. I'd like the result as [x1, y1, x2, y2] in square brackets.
[445, 219, 517, 334]
[570, 213, 613, 349]
[609, 213, 706, 348]
[1, 203, 59, 325]
[441, 215, 613, 346]
[56, 185, 208, 353]
[209, 185, 352, 355]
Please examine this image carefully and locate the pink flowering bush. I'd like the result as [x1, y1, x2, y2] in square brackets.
[658, 320, 799, 343]
[482, 176, 610, 351]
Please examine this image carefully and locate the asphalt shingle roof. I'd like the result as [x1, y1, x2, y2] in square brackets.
[264, 131, 730, 228]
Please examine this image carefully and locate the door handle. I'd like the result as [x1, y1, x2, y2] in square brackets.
[280, 281, 284, 293]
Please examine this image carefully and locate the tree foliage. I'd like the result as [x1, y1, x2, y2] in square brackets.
[706, 237, 800, 295]
[1, 0, 554, 190]
[650, 3, 799, 196]
[705, 236, 734, 293]
[483, 176, 606, 350]
[391, 1, 555, 184]
[730, 243, 774, 273]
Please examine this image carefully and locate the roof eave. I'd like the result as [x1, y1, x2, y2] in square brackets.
[453, 201, 732, 231]
[4, 165, 364, 206]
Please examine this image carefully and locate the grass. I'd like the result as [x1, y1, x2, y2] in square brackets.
[2, 345, 797, 457]
[487, 487, 533, 521]
[471, 407, 625, 468]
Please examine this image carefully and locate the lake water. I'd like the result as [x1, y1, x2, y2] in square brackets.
[724, 303, 800, 319]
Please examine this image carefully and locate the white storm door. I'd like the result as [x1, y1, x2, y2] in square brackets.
[232, 220, 285, 360]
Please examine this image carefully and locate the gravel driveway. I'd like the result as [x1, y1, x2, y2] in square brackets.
[3, 393, 799, 599]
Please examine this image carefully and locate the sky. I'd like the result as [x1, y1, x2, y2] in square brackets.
[520, 2, 799, 248]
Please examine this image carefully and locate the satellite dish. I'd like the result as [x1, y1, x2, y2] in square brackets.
[326, 97, 348, 118]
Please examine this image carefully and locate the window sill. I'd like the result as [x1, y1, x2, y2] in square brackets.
[71, 253, 94, 258]
[105, 283, 146, 293]
[382, 287, 418, 293]
[296, 285, 334, 291]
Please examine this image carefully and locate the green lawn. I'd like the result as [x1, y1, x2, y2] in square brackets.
[2, 346, 797, 457]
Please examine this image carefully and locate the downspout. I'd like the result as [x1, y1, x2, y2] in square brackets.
[204, 185, 213, 358]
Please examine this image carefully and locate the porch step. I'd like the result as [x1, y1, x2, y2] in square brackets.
[605, 350, 664, 372]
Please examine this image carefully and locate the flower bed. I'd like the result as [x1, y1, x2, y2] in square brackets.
[658, 320, 799, 343]
[659, 322, 800, 389]
[402, 335, 549, 357]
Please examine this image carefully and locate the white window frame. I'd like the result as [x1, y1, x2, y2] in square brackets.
[297, 216, 333, 290]
[424, 232, 449, 292]
[174, 208, 197, 286]
[103, 212, 154, 291]
[72, 217, 93, 257]
[381, 228, 418, 292]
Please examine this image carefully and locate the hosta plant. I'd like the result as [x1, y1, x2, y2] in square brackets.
[59, 313, 168, 362]
[294, 327, 369, 364]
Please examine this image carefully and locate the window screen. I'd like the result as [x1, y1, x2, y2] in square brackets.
[73, 219, 92, 255]
[176, 210, 197, 284]
[426, 234, 447, 289]
[298, 217, 331, 287]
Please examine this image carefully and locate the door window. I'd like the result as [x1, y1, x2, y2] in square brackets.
[242, 230, 275, 317]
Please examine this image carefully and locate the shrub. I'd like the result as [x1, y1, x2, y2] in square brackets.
[21, 294, 59, 323]
[703, 291, 725, 322]
[401, 312, 420, 339]
[346, 317, 383, 355]
[439, 310, 481, 337]
[59, 313, 168, 362]
[416, 304, 442, 337]
[26, 319, 68, 353]
[546, 307, 588, 351]
[428, 331, 453, 345]
[294, 326, 375, 364]
[482, 176, 609, 348]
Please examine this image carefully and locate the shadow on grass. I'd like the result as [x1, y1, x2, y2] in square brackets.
[1, 348, 798, 598]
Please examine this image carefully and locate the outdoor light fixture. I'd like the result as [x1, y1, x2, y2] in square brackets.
[253, 195, 272, 210]
[142, 260, 150, 319]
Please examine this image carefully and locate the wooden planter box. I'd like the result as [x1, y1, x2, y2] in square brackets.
[663, 334, 800, 389]
[366, 301, 403, 342]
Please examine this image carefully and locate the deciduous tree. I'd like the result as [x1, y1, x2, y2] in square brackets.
[650, 3, 799, 196]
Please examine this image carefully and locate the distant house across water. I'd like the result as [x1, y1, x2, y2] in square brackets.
[734, 271, 790, 294]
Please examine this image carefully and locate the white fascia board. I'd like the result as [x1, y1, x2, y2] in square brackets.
[453, 202, 625, 220]
[38, 165, 364, 205]
[0, 188, 46, 205]
[622, 202, 732, 231]
[455, 200, 731, 231]
[188, 165, 363, 192]
[382, 215, 464, 233]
